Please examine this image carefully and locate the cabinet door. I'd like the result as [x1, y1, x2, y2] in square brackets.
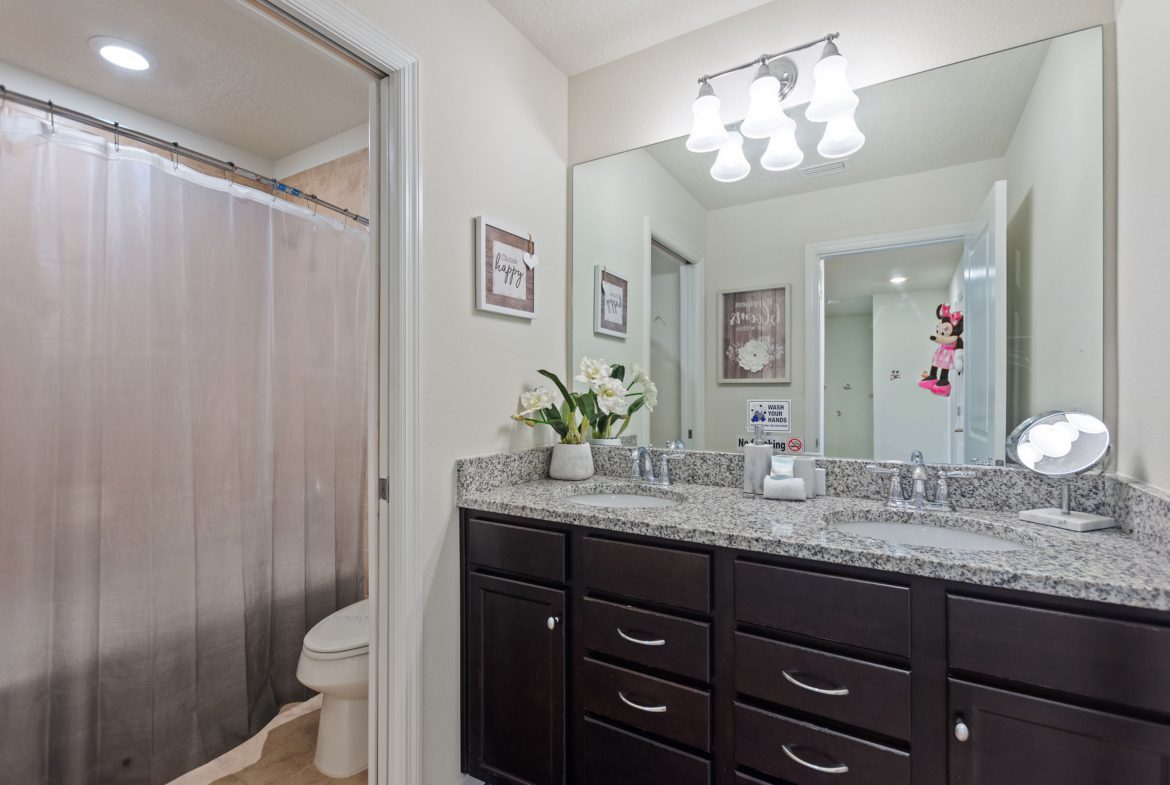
[950, 680, 1170, 785]
[467, 572, 566, 785]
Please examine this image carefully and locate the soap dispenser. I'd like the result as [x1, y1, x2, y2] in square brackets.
[743, 424, 773, 495]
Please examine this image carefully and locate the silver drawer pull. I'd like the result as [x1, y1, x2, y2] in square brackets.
[617, 628, 666, 647]
[618, 691, 667, 714]
[782, 744, 849, 775]
[783, 670, 850, 696]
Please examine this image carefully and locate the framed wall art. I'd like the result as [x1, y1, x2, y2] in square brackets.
[475, 216, 537, 319]
[718, 284, 791, 383]
[593, 266, 628, 338]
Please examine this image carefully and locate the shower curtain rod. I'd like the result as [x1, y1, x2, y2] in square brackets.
[0, 85, 369, 227]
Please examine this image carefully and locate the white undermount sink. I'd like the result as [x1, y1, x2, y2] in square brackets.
[565, 493, 680, 509]
[830, 520, 1024, 551]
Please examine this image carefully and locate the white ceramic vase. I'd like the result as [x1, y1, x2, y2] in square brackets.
[590, 438, 623, 447]
[549, 443, 594, 480]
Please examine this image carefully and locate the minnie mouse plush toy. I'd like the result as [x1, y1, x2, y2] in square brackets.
[919, 304, 963, 397]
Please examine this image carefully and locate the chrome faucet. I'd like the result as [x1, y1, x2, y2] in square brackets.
[868, 451, 975, 511]
[633, 447, 684, 486]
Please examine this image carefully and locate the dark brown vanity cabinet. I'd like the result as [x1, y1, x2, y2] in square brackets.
[461, 509, 1170, 785]
[463, 519, 568, 785]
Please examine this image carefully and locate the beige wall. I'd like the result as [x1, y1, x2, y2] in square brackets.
[1116, 0, 1170, 491]
[703, 158, 1004, 451]
[568, 0, 1114, 165]
[337, 1, 568, 783]
[1004, 29, 1105, 430]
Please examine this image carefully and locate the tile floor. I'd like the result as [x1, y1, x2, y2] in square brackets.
[169, 695, 367, 785]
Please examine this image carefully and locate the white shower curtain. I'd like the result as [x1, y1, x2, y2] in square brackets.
[0, 108, 370, 784]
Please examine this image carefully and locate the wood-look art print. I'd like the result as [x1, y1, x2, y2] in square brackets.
[476, 216, 537, 319]
[593, 266, 628, 338]
[718, 284, 791, 383]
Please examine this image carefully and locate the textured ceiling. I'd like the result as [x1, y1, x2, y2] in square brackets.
[825, 243, 964, 317]
[0, 0, 370, 162]
[484, 0, 777, 75]
[643, 39, 1049, 210]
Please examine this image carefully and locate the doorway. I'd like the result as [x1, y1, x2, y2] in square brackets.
[648, 238, 701, 448]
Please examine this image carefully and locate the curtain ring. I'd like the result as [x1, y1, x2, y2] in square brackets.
[0, 85, 7, 112]
[48, 99, 55, 135]
[171, 141, 179, 170]
[342, 208, 350, 227]
[113, 121, 120, 153]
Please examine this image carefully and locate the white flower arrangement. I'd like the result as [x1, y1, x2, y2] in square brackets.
[512, 356, 657, 443]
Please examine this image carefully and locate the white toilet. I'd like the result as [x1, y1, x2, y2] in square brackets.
[297, 598, 370, 778]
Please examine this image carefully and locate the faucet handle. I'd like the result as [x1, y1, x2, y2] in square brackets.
[935, 470, 975, 506]
[657, 452, 685, 484]
[867, 465, 903, 504]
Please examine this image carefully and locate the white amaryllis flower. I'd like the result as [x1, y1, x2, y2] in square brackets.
[594, 378, 630, 415]
[737, 339, 774, 373]
[575, 356, 612, 388]
[630, 364, 649, 385]
[518, 386, 553, 415]
[640, 379, 658, 412]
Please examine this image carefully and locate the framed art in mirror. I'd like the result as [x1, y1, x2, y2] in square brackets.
[594, 266, 628, 338]
[476, 215, 537, 319]
[718, 284, 791, 383]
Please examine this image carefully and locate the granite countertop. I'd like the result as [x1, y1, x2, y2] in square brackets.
[459, 477, 1170, 612]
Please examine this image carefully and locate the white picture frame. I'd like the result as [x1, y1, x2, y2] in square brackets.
[475, 215, 537, 319]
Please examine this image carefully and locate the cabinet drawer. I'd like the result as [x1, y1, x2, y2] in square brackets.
[948, 596, 1170, 715]
[581, 717, 710, 785]
[734, 561, 910, 657]
[466, 518, 566, 583]
[583, 537, 711, 613]
[735, 703, 910, 785]
[735, 632, 911, 740]
[582, 658, 710, 752]
[583, 598, 710, 682]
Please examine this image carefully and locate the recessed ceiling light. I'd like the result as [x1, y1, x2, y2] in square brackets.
[89, 36, 153, 71]
[889, 276, 908, 285]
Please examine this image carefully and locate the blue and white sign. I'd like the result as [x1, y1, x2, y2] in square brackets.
[747, 399, 791, 432]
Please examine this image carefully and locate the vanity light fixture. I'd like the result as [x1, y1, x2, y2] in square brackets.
[687, 33, 864, 182]
[89, 37, 153, 71]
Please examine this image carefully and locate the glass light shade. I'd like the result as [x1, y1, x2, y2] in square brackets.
[759, 113, 803, 171]
[1029, 423, 1074, 459]
[806, 43, 859, 123]
[686, 83, 730, 153]
[740, 66, 786, 139]
[817, 111, 865, 158]
[710, 132, 750, 182]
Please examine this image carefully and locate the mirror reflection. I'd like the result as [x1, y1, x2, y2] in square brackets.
[571, 27, 1104, 466]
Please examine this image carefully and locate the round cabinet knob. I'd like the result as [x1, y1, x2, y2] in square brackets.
[547, 616, 559, 631]
[954, 718, 970, 743]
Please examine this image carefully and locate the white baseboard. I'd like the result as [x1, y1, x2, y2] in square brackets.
[454, 776, 481, 785]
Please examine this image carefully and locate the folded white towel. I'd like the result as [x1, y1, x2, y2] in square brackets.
[763, 476, 806, 501]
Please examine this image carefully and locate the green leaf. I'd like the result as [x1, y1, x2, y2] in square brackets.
[627, 397, 645, 416]
[611, 364, 625, 382]
[539, 369, 576, 412]
[543, 405, 562, 422]
[578, 393, 597, 424]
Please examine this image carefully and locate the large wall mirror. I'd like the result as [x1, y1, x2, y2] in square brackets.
[571, 26, 1104, 466]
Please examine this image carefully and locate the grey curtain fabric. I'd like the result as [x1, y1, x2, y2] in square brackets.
[0, 109, 370, 785]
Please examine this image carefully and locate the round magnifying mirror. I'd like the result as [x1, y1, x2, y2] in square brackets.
[1006, 411, 1115, 531]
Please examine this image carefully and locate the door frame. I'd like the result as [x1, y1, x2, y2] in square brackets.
[261, 3, 422, 785]
[804, 223, 972, 458]
[644, 219, 705, 448]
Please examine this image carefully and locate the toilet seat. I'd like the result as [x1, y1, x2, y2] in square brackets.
[303, 598, 370, 659]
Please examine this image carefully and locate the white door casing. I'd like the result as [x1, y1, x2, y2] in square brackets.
[256, 3, 422, 785]
[961, 180, 1008, 465]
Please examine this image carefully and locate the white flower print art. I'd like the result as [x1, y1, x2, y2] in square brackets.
[718, 285, 791, 383]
